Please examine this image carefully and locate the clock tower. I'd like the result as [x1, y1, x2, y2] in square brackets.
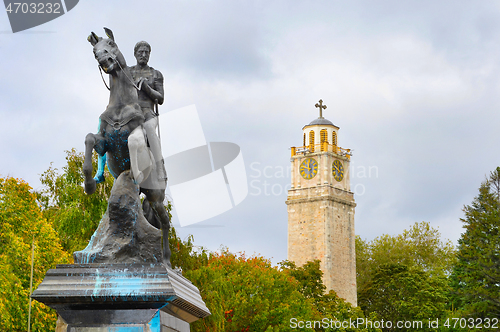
[286, 100, 357, 306]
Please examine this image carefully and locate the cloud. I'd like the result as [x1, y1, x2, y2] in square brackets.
[2, 0, 500, 263]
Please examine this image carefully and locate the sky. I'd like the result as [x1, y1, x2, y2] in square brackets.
[1, 0, 500, 265]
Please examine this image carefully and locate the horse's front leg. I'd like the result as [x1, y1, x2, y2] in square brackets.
[94, 119, 107, 184]
[94, 153, 107, 184]
[83, 133, 97, 194]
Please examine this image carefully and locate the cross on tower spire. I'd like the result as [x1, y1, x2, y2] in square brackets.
[315, 99, 327, 119]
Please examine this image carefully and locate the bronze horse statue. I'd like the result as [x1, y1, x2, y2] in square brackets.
[83, 28, 171, 266]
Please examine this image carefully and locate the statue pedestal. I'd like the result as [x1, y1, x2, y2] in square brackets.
[32, 264, 210, 331]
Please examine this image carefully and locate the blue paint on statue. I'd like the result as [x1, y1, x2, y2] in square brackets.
[92, 268, 103, 298]
[107, 327, 143, 332]
[95, 119, 108, 183]
[79, 230, 98, 264]
[148, 310, 161, 332]
[94, 118, 134, 181]
[95, 153, 107, 183]
[104, 129, 132, 179]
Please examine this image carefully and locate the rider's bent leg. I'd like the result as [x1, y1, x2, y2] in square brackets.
[144, 116, 167, 182]
[128, 127, 147, 184]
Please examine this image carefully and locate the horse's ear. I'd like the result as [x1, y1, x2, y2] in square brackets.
[88, 32, 100, 46]
[104, 27, 114, 41]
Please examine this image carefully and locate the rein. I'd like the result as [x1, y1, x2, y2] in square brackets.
[97, 53, 162, 142]
[97, 54, 141, 92]
[98, 65, 110, 91]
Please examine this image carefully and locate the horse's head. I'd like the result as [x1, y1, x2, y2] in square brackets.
[88, 28, 126, 74]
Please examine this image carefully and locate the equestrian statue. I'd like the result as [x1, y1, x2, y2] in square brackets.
[82, 28, 171, 266]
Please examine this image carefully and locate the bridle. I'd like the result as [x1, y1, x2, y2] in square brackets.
[97, 49, 162, 145]
[97, 52, 141, 92]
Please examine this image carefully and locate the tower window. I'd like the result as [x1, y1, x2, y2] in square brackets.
[320, 129, 328, 151]
[309, 130, 315, 152]
[332, 132, 337, 146]
[303, 133, 306, 147]
[320, 129, 328, 143]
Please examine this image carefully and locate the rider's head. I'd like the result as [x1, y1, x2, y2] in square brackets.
[134, 41, 151, 66]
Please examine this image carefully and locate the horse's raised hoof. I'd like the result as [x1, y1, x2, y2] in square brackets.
[84, 178, 97, 195]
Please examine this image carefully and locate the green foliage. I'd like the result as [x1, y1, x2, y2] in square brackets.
[169, 226, 209, 272]
[450, 167, 500, 318]
[186, 250, 316, 332]
[279, 260, 373, 332]
[172, 241, 380, 332]
[0, 176, 71, 331]
[356, 221, 456, 296]
[17, 146, 492, 330]
[359, 263, 448, 331]
[356, 222, 454, 330]
[279, 260, 326, 300]
[36, 149, 114, 253]
[317, 292, 381, 332]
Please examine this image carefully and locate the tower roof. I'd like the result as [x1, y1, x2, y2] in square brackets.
[303, 99, 339, 129]
[306, 117, 337, 127]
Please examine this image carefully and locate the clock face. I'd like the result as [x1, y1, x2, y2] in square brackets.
[299, 158, 318, 180]
[332, 160, 344, 182]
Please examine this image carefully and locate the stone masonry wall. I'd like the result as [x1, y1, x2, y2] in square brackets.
[287, 186, 357, 306]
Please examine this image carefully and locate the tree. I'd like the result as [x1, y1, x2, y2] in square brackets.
[450, 167, 500, 318]
[278, 259, 381, 332]
[356, 221, 456, 296]
[182, 248, 381, 332]
[186, 250, 316, 332]
[359, 263, 447, 331]
[356, 222, 455, 330]
[0, 176, 71, 331]
[169, 225, 209, 273]
[36, 148, 114, 253]
[279, 260, 326, 300]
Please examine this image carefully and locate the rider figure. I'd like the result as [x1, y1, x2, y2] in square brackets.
[129, 41, 167, 182]
[94, 40, 167, 184]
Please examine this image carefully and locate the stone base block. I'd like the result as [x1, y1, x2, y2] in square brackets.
[32, 263, 209, 331]
[55, 310, 190, 332]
